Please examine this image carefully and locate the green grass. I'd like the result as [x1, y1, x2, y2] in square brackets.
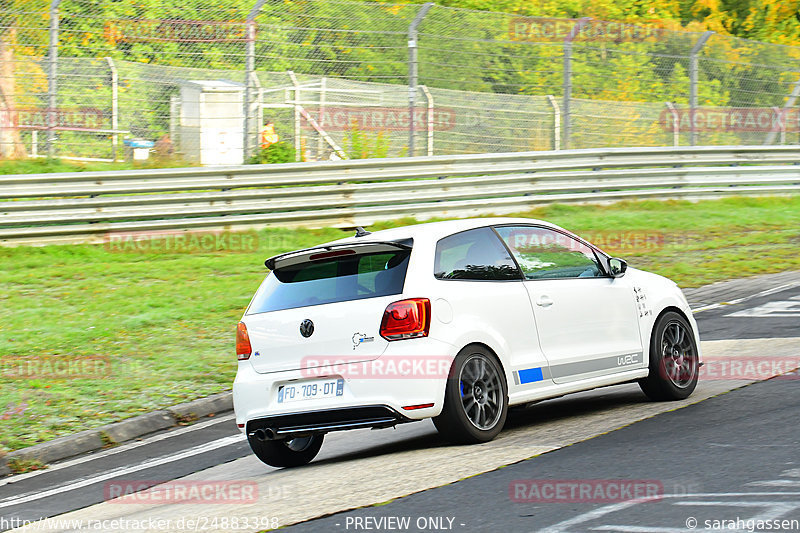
[0, 157, 196, 175]
[1, 196, 799, 454]
[6, 457, 47, 474]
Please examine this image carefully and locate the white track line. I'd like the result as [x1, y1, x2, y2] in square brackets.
[540, 492, 800, 533]
[0, 413, 238, 488]
[692, 281, 800, 314]
[0, 434, 245, 509]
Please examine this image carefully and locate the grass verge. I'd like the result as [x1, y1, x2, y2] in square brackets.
[0, 157, 195, 175]
[1, 195, 799, 454]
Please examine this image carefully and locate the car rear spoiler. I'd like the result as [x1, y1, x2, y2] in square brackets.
[265, 240, 412, 271]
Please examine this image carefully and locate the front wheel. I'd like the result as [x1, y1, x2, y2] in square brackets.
[434, 345, 508, 444]
[248, 434, 324, 468]
[639, 311, 699, 401]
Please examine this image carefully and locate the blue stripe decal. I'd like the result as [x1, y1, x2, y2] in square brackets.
[518, 367, 544, 384]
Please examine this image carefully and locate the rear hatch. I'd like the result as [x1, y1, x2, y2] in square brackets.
[244, 240, 412, 374]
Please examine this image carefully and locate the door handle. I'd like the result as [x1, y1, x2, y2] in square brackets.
[536, 295, 554, 307]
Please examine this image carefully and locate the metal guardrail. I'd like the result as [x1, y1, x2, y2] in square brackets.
[1, 145, 799, 245]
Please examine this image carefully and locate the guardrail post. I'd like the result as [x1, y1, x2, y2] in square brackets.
[689, 31, 713, 146]
[47, 0, 61, 159]
[546, 95, 560, 150]
[105, 57, 118, 160]
[407, 3, 433, 157]
[244, 0, 267, 161]
[563, 18, 590, 150]
[665, 102, 679, 146]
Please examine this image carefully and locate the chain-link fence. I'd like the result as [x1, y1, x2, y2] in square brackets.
[3, 0, 800, 164]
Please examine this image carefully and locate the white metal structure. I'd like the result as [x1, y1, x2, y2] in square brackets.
[233, 218, 700, 467]
[179, 80, 245, 166]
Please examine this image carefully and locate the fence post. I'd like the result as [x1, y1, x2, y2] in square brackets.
[407, 3, 433, 157]
[420, 84, 434, 156]
[562, 17, 590, 151]
[546, 95, 560, 150]
[770, 106, 787, 144]
[665, 102, 679, 146]
[689, 31, 713, 146]
[244, 0, 266, 161]
[764, 78, 800, 145]
[288, 70, 301, 161]
[318, 77, 327, 160]
[47, 0, 61, 158]
[105, 57, 118, 160]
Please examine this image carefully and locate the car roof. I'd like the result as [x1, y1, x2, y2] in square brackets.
[324, 217, 564, 246]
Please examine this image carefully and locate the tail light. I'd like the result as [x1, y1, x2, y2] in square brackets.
[236, 322, 252, 360]
[380, 298, 431, 341]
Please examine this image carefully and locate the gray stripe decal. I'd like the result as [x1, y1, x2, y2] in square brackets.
[549, 352, 643, 379]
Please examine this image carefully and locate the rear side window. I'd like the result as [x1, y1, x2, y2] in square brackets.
[434, 227, 521, 281]
[247, 250, 410, 314]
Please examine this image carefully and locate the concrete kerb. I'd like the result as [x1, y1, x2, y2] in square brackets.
[1, 391, 232, 476]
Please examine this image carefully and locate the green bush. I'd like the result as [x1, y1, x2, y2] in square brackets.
[248, 142, 296, 164]
[347, 124, 389, 159]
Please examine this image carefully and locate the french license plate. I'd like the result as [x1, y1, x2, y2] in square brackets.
[278, 378, 344, 404]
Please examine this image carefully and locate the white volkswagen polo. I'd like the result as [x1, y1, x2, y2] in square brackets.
[233, 218, 700, 467]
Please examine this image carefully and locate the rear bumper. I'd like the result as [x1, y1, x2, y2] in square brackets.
[233, 337, 455, 432]
[246, 405, 411, 440]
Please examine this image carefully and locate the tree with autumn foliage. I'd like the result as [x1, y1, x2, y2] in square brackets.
[0, 0, 46, 159]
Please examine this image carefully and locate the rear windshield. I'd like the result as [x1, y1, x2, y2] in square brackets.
[247, 249, 411, 314]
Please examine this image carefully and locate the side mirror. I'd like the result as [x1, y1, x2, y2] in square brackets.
[608, 257, 627, 278]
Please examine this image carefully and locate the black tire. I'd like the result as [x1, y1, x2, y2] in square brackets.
[434, 345, 508, 444]
[247, 434, 324, 468]
[639, 311, 699, 401]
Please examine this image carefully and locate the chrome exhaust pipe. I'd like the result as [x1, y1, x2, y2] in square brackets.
[252, 428, 277, 441]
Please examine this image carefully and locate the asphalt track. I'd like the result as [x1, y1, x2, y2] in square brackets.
[290, 377, 800, 533]
[288, 286, 800, 532]
[695, 285, 800, 341]
[1, 285, 798, 532]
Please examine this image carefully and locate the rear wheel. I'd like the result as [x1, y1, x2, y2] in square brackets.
[248, 434, 324, 468]
[434, 345, 508, 444]
[639, 311, 699, 401]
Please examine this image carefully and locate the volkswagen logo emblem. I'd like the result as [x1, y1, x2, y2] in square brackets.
[299, 319, 314, 338]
